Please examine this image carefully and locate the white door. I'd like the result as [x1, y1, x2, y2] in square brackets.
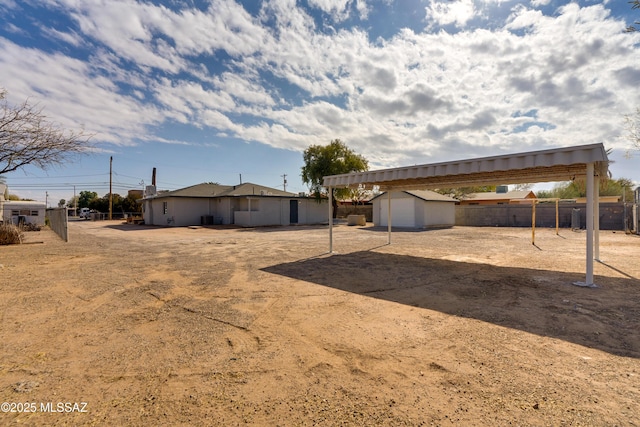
[380, 198, 415, 227]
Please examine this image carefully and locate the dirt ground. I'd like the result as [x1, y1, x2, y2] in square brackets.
[1, 220, 639, 426]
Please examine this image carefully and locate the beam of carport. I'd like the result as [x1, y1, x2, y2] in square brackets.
[323, 143, 609, 287]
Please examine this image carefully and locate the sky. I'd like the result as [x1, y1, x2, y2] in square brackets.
[1, 0, 639, 205]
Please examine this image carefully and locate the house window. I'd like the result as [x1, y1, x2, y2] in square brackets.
[20, 209, 30, 215]
[163, 201, 168, 214]
[11, 210, 19, 215]
[31, 211, 39, 216]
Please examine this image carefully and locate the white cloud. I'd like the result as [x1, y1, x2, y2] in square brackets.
[0, 38, 162, 145]
[530, 0, 551, 7]
[426, 0, 476, 28]
[355, 0, 370, 20]
[308, 0, 351, 20]
[2, 1, 640, 172]
[305, 0, 372, 21]
[39, 26, 85, 47]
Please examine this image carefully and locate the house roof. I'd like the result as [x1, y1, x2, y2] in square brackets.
[464, 190, 536, 201]
[323, 143, 609, 190]
[151, 183, 233, 198]
[2, 200, 46, 207]
[371, 190, 457, 203]
[216, 182, 295, 197]
[145, 182, 295, 199]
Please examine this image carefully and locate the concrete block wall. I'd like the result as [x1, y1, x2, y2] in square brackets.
[455, 203, 629, 230]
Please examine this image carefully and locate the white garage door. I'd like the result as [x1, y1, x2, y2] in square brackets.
[380, 198, 415, 227]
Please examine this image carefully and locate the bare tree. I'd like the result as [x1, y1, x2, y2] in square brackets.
[0, 89, 92, 176]
[626, 0, 640, 32]
[624, 107, 640, 151]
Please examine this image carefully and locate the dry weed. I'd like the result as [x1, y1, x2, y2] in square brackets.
[0, 223, 23, 245]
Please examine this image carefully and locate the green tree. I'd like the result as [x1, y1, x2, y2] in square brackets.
[435, 185, 497, 200]
[536, 178, 634, 200]
[121, 193, 142, 213]
[78, 191, 98, 209]
[0, 88, 92, 176]
[66, 195, 79, 209]
[58, 199, 66, 207]
[301, 139, 369, 217]
[88, 193, 136, 214]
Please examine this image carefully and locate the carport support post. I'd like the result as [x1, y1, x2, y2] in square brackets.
[556, 199, 560, 236]
[594, 174, 600, 261]
[531, 200, 536, 245]
[387, 190, 392, 245]
[585, 163, 594, 286]
[329, 187, 334, 253]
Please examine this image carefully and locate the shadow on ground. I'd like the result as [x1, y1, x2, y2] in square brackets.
[262, 250, 640, 358]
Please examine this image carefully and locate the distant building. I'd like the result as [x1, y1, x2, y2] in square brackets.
[127, 189, 144, 200]
[0, 184, 46, 226]
[458, 186, 537, 205]
[574, 195, 621, 204]
[142, 182, 328, 227]
[371, 190, 457, 228]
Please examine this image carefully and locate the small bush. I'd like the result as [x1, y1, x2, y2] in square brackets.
[22, 223, 41, 232]
[0, 223, 23, 245]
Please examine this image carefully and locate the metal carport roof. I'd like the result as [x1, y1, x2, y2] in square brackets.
[323, 143, 609, 190]
[323, 143, 610, 287]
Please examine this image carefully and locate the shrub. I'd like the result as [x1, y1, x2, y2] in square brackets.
[0, 223, 23, 245]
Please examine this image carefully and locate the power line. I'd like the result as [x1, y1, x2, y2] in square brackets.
[6, 173, 110, 181]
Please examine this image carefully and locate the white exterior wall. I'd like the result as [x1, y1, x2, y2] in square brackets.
[144, 196, 328, 227]
[420, 201, 455, 227]
[144, 197, 209, 226]
[1, 201, 46, 226]
[298, 199, 328, 224]
[233, 198, 328, 227]
[234, 198, 277, 227]
[211, 198, 231, 224]
[171, 198, 210, 226]
[373, 192, 415, 227]
[373, 192, 454, 228]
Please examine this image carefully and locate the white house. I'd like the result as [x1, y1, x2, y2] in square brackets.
[0, 184, 46, 226]
[142, 182, 328, 227]
[371, 190, 456, 228]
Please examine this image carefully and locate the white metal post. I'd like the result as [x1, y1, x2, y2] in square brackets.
[585, 163, 594, 286]
[387, 190, 392, 245]
[594, 174, 600, 261]
[329, 186, 333, 253]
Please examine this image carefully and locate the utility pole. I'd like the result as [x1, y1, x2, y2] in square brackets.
[74, 185, 77, 216]
[45, 191, 49, 208]
[109, 156, 113, 220]
[239, 173, 242, 184]
[281, 174, 287, 192]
